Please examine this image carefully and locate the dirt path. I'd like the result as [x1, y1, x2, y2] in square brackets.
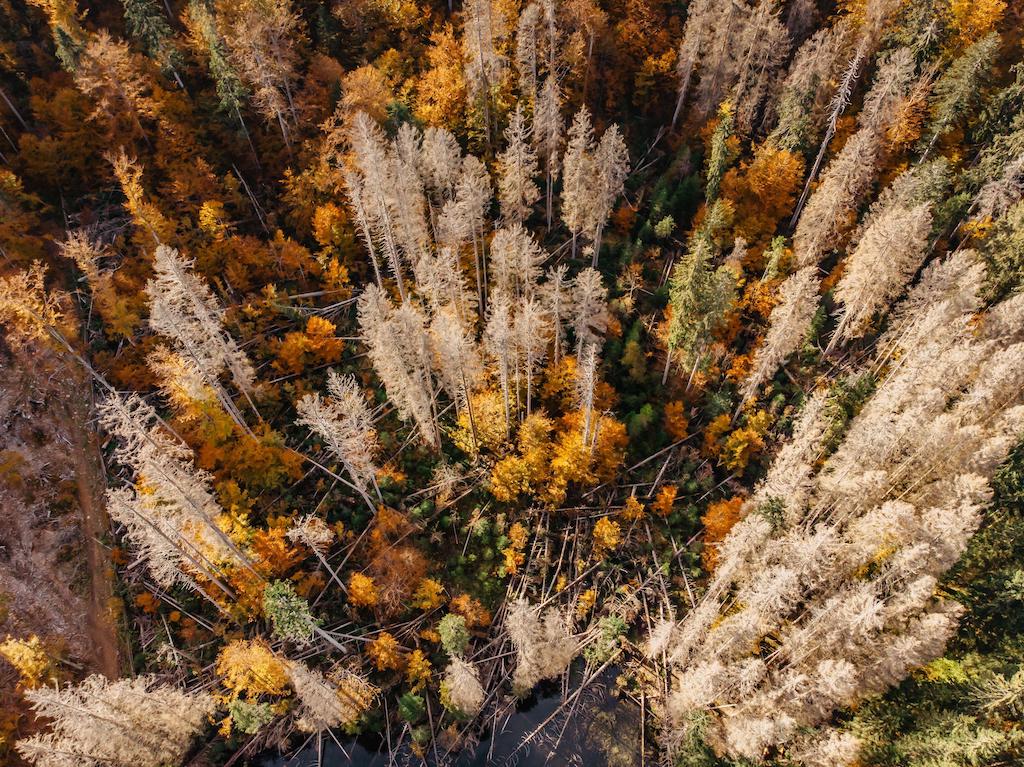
[62, 391, 122, 679]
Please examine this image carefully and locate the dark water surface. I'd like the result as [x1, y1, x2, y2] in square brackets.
[262, 667, 641, 767]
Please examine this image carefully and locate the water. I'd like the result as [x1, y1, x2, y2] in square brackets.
[262, 667, 641, 767]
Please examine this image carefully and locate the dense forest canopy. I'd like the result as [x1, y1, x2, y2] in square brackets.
[1, 0, 1023, 765]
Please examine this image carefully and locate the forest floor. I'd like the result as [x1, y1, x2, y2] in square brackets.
[0, 345, 121, 691]
[61, 389, 121, 679]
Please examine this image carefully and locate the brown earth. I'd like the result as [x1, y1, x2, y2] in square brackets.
[0, 342, 121, 754]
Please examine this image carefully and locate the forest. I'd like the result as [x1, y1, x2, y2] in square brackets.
[0, 0, 1023, 764]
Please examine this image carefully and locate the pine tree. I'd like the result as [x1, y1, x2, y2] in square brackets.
[741, 266, 819, 403]
[218, 0, 304, 148]
[347, 112, 408, 300]
[296, 370, 380, 492]
[506, 599, 577, 694]
[665, 205, 737, 378]
[286, 661, 377, 732]
[571, 267, 608, 354]
[731, 0, 791, 135]
[921, 32, 1000, 157]
[497, 105, 540, 224]
[462, 0, 507, 142]
[100, 392, 242, 588]
[146, 244, 257, 429]
[484, 288, 517, 430]
[27, 0, 87, 72]
[515, 296, 551, 414]
[588, 123, 629, 265]
[539, 263, 574, 364]
[489, 223, 544, 301]
[0, 262, 66, 348]
[183, 0, 252, 147]
[441, 657, 485, 716]
[74, 32, 160, 140]
[119, 0, 183, 84]
[768, 22, 852, 152]
[439, 154, 493, 312]
[429, 307, 484, 435]
[17, 675, 214, 767]
[357, 285, 440, 447]
[671, 0, 712, 128]
[533, 76, 563, 227]
[829, 160, 948, 346]
[515, 2, 540, 108]
[561, 105, 595, 258]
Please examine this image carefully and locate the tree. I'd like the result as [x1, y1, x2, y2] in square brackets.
[183, 0, 253, 149]
[489, 223, 544, 300]
[296, 370, 380, 492]
[438, 154, 492, 311]
[665, 206, 736, 378]
[589, 123, 629, 264]
[671, 0, 712, 128]
[0, 262, 67, 348]
[830, 198, 932, 347]
[741, 266, 819, 403]
[17, 675, 213, 767]
[515, 2, 540, 107]
[27, 0, 87, 71]
[515, 295, 551, 414]
[263, 580, 320, 645]
[497, 105, 540, 224]
[539, 263, 574, 364]
[347, 572, 379, 609]
[357, 285, 440, 447]
[74, 31, 159, 141]
[286, 660, 377, 732]
[534, 76, 563, 227]
[484, 288, 517, 429]
[441, 657, 484, 716]
[462, 0, 508, 142]
[768, 22, 852, 153]
[217, 0, 304, 147]
[429, 306, 484, 441]
[146, 244, 257, 428]
[217, 639, 289, 698]
[561, 105, 595, 257]
[571, 267, 608, 354]
[120, 0, 183, 84]
[921, 32, 1000, 156]
[438, 613, 470, 656]
[100, 391, 244, 589]
[506, 599, 576, 694]
[731, 0, 791, 135]
[347, 113, 416, 300]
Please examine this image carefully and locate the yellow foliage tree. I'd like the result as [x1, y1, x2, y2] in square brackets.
[348, 572, 379, 609]
[663, 400, 689, 442]
[411, 578, 445, 611]
[651, 485, 678, 517]
[0, 635, 56, 688]
[414, 24, 467, 129]
[592, 517, 622, 558]
[721, 410, 772, 471]
[216, 639, 289, 700]
[405, 649, 432, 691]
[701, 496, 746, 570]
[949, 0, 1005, 47]
[366, 632, 404, 671]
